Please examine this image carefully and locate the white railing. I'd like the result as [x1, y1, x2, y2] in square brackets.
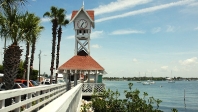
[0, 83, 104, 112]
[38, 83, 83, 112]
[82, 83, 105, 96]
[0, 83, 66, 112]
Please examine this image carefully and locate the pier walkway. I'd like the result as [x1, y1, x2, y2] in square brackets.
[0, 83, 105, 112]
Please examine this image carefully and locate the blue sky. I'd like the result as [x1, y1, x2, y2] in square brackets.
[1, 0, 198, 78]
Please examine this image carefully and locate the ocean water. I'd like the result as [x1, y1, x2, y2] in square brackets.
[103, 80, 198, 112]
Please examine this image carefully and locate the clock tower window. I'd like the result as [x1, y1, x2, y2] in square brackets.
[77, 29, 89, 35]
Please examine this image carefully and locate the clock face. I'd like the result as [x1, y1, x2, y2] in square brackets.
[77, 19, 88, 29]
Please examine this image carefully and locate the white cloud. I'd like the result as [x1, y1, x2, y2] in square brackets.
[194, 27, 198, 30]
[66, 35, 74, 39]
[91, 31, 104, 39]
[133, 58, 138, 62]
[172, 66, 179, 72]
[152, 27, 161, 33]
[179, 57, 198, 66]
[96, 0, 194, 22]
[91, 44, 101, 48]
[94, 0, 152, 15]
[41, 18, 50, 23]
[161, 66, 169, 72]
[110, 29, 144, 35]
[166, 25, 175, 32]
[66, 14, 71, 20]
[188, 1, 198, 7]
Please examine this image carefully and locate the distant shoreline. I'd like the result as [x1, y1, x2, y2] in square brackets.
[103, 77, 198, 81]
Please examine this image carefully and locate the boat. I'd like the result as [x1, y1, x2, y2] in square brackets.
[137, 72, 142, 83]
[149, 80, 155, 84]
[168, 80, 175, 83]
[142, 81, 150, 85]
[137, 81, 141, 83]
[167, 70, 175, 83]
[147, 75, 155, 84]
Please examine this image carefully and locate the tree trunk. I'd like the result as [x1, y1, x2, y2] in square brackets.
[55, 26, 62, 83]
[23, 41, 29, 79]
[30, 37, 36, 80]
[50, 19, 58, 84]
[3, 44, 22, 107]
[3, 44, 22, 90]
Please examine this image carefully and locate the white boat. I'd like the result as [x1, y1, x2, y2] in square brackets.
[167, 70, 175, 83]
[149, 80, 155, 84]
[137, 72, 141, 83]
[147, 79, 155, 84]
[168, 80, 175, 83]
[137, 81, 141, 83]
[142, 81, 150, 85]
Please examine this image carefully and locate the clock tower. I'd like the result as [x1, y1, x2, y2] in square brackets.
[58, 4, 106, 88]
[70, 5, 95, 56]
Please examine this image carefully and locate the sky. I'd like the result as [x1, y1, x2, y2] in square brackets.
[1, 0, 198, 78]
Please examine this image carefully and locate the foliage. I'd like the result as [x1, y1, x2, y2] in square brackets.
[0, 65, 3, 73]
[43, 6, 68, 83]
[43, 6, 59, 83]
[171, 108, 178, 112]
[91, 83, 177, 112]
[0, 64, 38, 80]
[31, 69, 38, 81]
[17, 68, 38, 80]
[80, 100, 92, 112]
[16, 67, 24, 79]
[0, 0, 27, 10]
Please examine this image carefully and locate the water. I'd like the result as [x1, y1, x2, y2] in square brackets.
[104, 80, 198, 112]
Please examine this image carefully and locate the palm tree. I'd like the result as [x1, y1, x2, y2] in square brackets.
[55, 9, 69, 83]
[0, 0, 27, 106]
[21, 12, 44, 79]
[0, 0, 27, 53]
[0, 8, 23, 90]
[43, 6, 59, 84]
[0, 0, 27, 8]
[29, 20, 44, 79]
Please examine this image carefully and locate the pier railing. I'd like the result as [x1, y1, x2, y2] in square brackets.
[38, 83, 82, 112]
[0, 83, 104, 112]
[82, 83, 105, 96]
[0, 83, 66, 112]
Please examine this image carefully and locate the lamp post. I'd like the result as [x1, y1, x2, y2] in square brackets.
[0, 48, 2, 65]
[27, 54, 31, 87]
[38, 50, 41, 82]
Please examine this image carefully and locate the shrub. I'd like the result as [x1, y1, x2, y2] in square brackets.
[91, 83, 177, 112]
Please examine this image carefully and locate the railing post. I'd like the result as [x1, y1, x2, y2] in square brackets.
[0, 100, 4, 109]
[92, 83, 95, 94]
[42, 90, 46, 107]
[14, 95, 21, 112]
[26, 93, 32, 108]
[67, 82, 71, 91]
[36, 91, 40, 111]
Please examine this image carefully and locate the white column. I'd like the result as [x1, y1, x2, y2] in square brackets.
[88, 74, 90, 83]
[75, 30, 78, 55]
[74, 74, 77, 86]
[94, 74, 96, 83]
[88, 30, 90, 55]
[96, 74, 98, 83]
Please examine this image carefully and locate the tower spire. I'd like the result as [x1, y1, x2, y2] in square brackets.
[82, 0, 84, 8]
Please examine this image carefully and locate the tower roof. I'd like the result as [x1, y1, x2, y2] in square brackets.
[70, 10, 94, 21]
[70, 7, 95, 28]
[58, 55, 104, 71]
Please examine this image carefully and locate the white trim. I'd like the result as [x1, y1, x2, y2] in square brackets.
[0, 73, 3, 77]
[70, 8, 94, 28]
